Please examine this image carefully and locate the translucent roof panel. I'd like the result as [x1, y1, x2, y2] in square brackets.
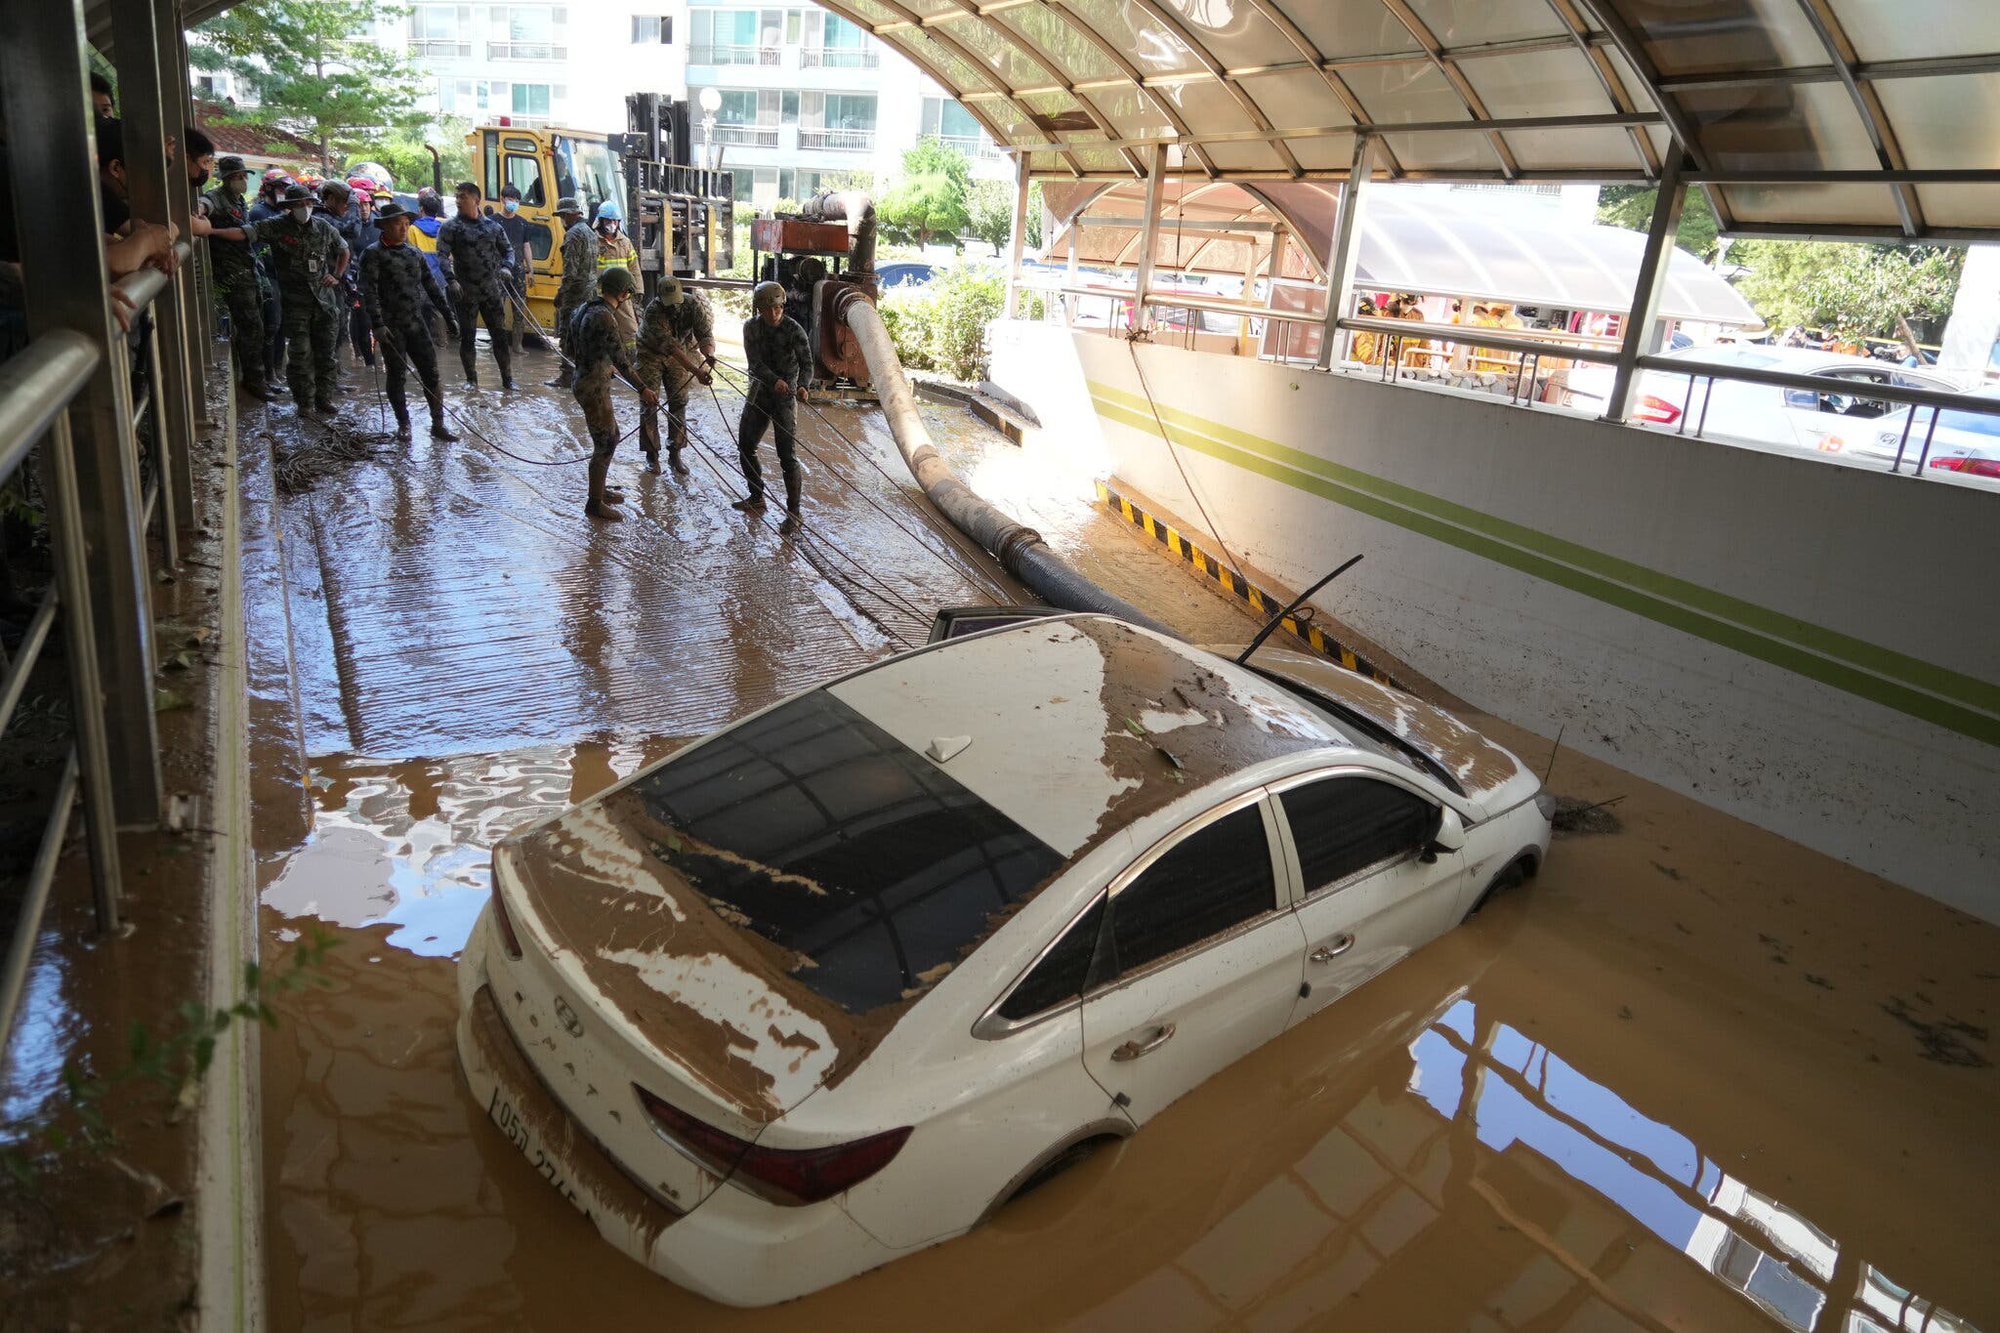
[1046, 183, 1763, 323]
[803, 0, 2000, 240]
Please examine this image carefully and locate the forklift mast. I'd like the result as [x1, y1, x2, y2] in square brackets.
[615, 93, 735, 300]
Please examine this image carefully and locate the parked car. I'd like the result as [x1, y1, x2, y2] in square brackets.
[1565, 346, 1962, 465]
[1873, 387, 2000, 484]
[455, 613, 1552, 1305]
[873, 261, 936, 290]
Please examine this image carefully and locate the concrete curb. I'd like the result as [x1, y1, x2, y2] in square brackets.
[1094, 478, 1404, 689]
[196, 379, 265, 1332]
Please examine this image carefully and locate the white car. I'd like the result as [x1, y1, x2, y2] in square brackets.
[1872, 387, 2000, 485]
[454, 614, 1553, 1305]
[1567, 345, 1960, 464]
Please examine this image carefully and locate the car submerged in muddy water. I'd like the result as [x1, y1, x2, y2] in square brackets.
[454, 614, 1554, 1305]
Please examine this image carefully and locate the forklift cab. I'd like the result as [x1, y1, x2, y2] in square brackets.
[470, 125, 626, 327]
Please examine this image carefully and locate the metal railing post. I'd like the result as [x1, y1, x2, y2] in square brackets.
[1316, 136, 1373, 371]
[46, 414, 127, 933]
[1003, 158, 1031, 320]
[1, 0, 166, 825]
[1132, 143, 1167, 335]
[1602, 155, 1686, 423]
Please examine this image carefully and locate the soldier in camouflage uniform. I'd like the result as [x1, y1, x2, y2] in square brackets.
[436, 180, 519, 390]
[736, 280, 814, 533]
[251, 183, 350, 413]
[361, 202, 462, 442]
[545, 197, 597, 390]
[633, 277, 715, 475]
[569, 267, 657, 522]
[201, 156, 268, 401]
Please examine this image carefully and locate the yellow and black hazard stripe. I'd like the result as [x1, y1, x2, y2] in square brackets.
[1096, 479, 1402, 689]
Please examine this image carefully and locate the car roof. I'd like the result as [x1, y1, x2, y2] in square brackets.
[827, 616, 1349, 861]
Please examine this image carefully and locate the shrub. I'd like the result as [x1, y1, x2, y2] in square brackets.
[876, 263, 1041, 382]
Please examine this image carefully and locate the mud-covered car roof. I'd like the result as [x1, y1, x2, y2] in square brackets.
[830, 617, 1349, 861]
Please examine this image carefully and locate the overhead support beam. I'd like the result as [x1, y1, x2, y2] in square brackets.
[1132, 143, 1167, 335]
[2, 0, 165, 826]
[1543, 0, 1660, 175]
[1793, 0, 1923, 236]
[1378, 0, 1519, 179]
[1021, 111, 1661, 160]
[1601, 155, 1686, 425]
[1687, 168, 2000, 184]
[1655, 50, 2000, 92]
[1315, 138, 1373, 373]
[1074, 217, 1279, 235]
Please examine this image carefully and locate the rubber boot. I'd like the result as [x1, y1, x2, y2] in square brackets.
[546, 365, 573, 390]
[239, 373, 270, 403]
[730, 492, 766, 514]
[428, 395, 458, 441]
[585, 455, 624, 522]
[778, 471, 804, 535]
[393, 406, 413, 441]
[462, 346, 479, 388]
[667, 421, 690, 475]
[643, 448, 661, 475]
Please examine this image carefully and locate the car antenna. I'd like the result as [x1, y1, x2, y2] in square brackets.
[1234, 555, 1365, 665]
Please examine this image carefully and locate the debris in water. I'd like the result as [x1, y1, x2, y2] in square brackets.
[1879, 995, 1990, 1067]
[271, 419, 394, 495]
[1549, 794, 1623, 835]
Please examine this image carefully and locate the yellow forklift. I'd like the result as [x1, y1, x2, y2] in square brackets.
[461, 95, 733, 328]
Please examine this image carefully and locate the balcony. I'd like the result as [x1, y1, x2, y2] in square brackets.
[801, 46, 878, 69]
[928, 132, 1002, 159]
[799, 126, 875, 152]
[410, 38, 471, 58]
[689, 43, 778, 66]
[487, 41, 565, 60]
[712, 123, 780, 148]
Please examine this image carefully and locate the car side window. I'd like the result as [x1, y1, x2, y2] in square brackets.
[1102, 804, 1276, 979]
[996, 897, 1105, 1021]
[1280, 777, 1440, 896]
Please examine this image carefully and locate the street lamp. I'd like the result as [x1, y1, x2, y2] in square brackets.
[698, 86, 721, 173]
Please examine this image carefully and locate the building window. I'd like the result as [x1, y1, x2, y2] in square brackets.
[800, 92, 875, 151]
[512, 82, 552, 120]
[489, 5, 565, 61]
[920, 97, 996, 156]
[803, 13, 876, 68]
[630, 14, 671, 43]
[410, 3, 472, 58]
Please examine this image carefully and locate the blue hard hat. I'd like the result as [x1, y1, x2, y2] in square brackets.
[594, 199, 623, 222]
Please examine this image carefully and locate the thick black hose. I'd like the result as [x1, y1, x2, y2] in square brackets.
[840, 299, 1173, 636]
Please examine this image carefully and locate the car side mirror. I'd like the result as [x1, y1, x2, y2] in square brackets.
[1420, 807, 1466, 862]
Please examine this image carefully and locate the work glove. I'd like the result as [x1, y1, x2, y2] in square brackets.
[447, 280, 464, 305]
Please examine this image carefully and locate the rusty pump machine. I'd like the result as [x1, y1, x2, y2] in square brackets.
[747, 192, 880, 397]
[612, 93, 735, 297]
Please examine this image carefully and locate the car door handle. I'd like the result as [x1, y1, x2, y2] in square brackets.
[1310, 935, 1355, 964]
[1111, 1023, 1176, 1061]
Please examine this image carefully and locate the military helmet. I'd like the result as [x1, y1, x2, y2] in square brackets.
[598, 266, 637, 297]
[217, 155, 248, 180]
[280, 182, 316, 205]
[656, 276, 683, 306]
[752, 280, 786, 313]
[554, 196, 584, 217]
[319, 178, 350, 201]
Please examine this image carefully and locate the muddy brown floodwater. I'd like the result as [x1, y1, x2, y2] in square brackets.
[241, 366, 1996, 1332]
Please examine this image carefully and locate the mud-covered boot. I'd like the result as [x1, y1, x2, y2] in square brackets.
[643, 448, 661, 475]
[393, 405, 413, 441]
[667, 446, 689, 476]
[778, 471, 804, 534]
[585, 456, 624, 522]
[428, 397, 458, 441]
[730, 492, 766, 514]
[239, 374, 270, 403]
[545, 365, 573, 390]
[667, 423, 691, 475]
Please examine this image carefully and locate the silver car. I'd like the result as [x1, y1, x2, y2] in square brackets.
[1871, 387, 2000, 486]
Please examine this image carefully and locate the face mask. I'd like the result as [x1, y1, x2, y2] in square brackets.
[602, 223, 619, 238]
[503, 199, 519, 214]
[194, 168, 210, 188]
[290, 206, 312, 223]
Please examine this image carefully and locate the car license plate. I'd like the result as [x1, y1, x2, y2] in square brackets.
[488, 1084, 591, 1219]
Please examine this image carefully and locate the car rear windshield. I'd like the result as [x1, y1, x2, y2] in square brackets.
[630, 690, 1066, 1013]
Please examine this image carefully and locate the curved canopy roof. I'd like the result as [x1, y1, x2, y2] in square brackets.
[1044, 180, 1761, 324]
[810, 0, 2000, 243]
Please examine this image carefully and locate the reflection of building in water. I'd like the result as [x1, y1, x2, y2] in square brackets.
[1074, 994, 1980, 1332]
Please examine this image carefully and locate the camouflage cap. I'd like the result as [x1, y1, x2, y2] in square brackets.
[280, 182, 316, 205]
[598, 266, 637, 297]
[554, 196, 584, 216]
[656, 276, 683, 306]
[216, 155, 248, 179]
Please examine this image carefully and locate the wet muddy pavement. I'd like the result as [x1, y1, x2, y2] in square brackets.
[242, 359, 1996, 1332]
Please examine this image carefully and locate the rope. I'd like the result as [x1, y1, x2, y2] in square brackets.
[1123, 333, 1250, 592]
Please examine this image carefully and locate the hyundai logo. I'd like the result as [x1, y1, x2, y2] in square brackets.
[552, 994, 584, 1039]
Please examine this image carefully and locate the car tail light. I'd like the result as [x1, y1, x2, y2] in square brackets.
[634, 1084, 911, 1206]
[1930, 455, 2000, 478]
[1632, 394, 1682, 425]
[490, 883, 524, 959]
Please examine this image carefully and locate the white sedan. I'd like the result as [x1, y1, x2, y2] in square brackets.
[454, 614, 1553, 1305]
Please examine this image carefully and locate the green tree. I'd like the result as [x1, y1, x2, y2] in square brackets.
[967, 177, 1044, 256]
[355, 118, 474, 193]
[192, 0, 427, 174]
[1726, 240, 1964, 341]
[878, 139, 971, 248]
[1595, 184, 1721, 261]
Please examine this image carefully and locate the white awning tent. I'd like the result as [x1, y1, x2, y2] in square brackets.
[1044, 180, 1762, 325]
[791, 0, 2000, 244]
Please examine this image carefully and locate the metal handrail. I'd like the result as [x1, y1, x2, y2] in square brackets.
[0, 331, 100, 480]
[0, 752, 80, 1048]
[1340, 315, 1624, 366]
[1634, 354, 2000, 419]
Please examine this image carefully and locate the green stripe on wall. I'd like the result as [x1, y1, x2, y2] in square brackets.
[1087, 383, 2000, 748]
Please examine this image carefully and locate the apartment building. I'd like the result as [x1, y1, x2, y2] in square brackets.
[389, 0, 688, 137]
[682, 1, 1009, 207]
